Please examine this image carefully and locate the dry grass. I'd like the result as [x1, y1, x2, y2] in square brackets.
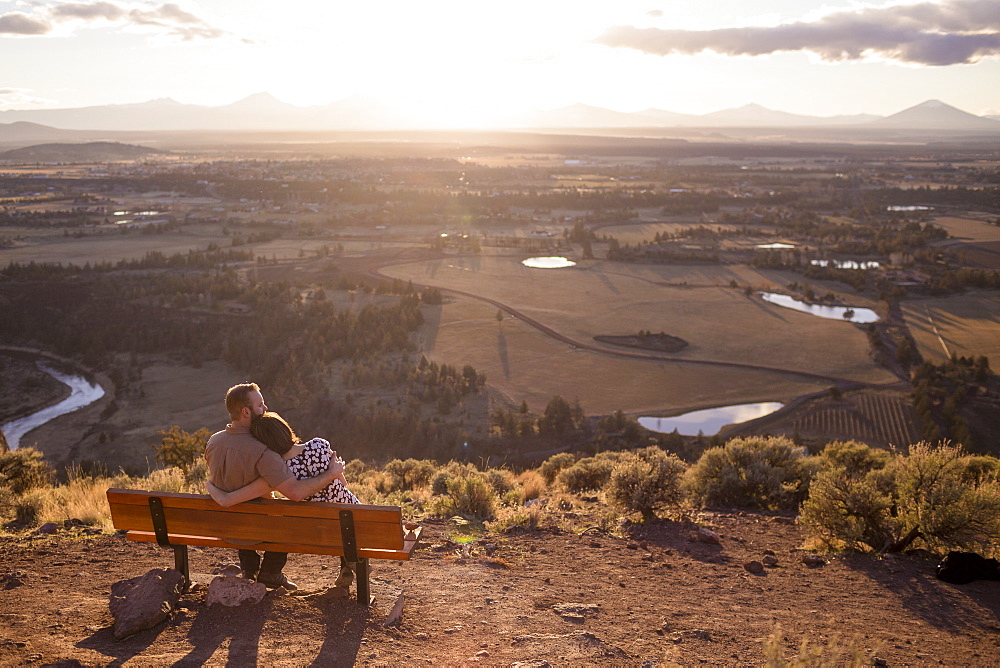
[930, 216, 1000, 244]
[902, 294, 1000, 364]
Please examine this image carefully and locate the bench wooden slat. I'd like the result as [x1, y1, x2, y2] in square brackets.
[107, 488, 403, 523]
[110, 502, 404, 551]
[124, 526, 422, 561]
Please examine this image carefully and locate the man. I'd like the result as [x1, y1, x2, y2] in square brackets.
[205, 382, 343, 590]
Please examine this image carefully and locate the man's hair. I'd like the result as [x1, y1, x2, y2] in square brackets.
[250, 412, 299, 455]
[225, 382, 260, 421]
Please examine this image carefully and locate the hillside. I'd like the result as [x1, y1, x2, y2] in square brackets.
[1, 508, 998, 665]
[0, 141, 166, 162]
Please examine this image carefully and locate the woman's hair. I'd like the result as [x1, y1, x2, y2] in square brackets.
[250, 411, 299, 455]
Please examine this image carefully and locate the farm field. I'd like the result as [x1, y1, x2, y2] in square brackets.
[930, 215, 1000, 244]
[902, 292, 1000, 364]
[415, 295, 832, 415]
[386, 255, 897, 415]
[0, 224, 231, 265]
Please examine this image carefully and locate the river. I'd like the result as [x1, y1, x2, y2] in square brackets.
[1, 361, 105, 450]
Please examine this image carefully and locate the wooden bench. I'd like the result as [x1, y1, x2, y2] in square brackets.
[106, 487, 421, 605]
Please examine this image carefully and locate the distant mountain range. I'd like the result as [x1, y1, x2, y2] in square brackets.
[0, 96, 996, 134]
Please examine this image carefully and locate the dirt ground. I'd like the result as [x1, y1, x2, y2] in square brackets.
[2, 510, 999, 667]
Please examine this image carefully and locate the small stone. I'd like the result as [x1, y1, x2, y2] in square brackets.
[802, 554, 826, 567]
[475, 650, 490, 657]
[762, 555, 779, 567]
[384, 592, 405, 627]
[626, 542, 640, 550]
[697, 528, 721, 544]
[743, 561, 765, 574]
[414, 632, 430, 640]
[37, 522, 59, 535]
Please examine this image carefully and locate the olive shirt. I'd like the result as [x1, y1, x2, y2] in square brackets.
[205, 424, 294, 492]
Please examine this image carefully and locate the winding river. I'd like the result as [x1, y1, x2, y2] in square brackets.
[1, 362, 105, 450]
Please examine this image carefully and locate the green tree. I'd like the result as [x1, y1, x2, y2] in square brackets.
[538, 395, 574, 436]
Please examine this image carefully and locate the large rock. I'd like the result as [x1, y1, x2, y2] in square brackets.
[109, 568, 184, 640]
[206, 575, 267, 607]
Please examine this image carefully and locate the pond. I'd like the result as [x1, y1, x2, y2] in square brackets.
[639, 402, 784, 436]
[759, 292, 880, 324]
[887, 205, 932, 211]
[810, 259, 881, 270]
[522, 257, 576, 269]
[756, 243, 795, 249]
[1, 362, 105, 450]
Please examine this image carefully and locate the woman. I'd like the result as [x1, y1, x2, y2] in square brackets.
[206, 411, 360, 587]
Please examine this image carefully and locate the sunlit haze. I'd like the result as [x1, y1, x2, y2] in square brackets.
[2, 0, 999, 126]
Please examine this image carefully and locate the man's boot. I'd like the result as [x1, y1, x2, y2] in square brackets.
[256, 552, 296, 590]
[238, 550, 261, 580]
[256, 570, 298, 590]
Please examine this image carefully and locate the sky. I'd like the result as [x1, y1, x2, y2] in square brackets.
[1, 0, 999, 126]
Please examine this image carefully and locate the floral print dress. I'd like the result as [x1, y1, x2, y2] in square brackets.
[285, 437, 360, 504]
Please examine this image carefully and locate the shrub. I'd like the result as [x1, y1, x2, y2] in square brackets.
[959, 455, 1000, 483]
[764, 624, 875, 667]
[684, 436, 811, 509]
[486, 505, 544, 533]
[538, 452, 575, 484]
[0, 447, 54, 495]
[153, 426, 211, 476]
[14, 489, 44, 526]
[607, 447, 686, 520]
[801, 441, 1000, 554]
[443, 475, 497, 519]
[798, 467, 895, 552]
[517, 470, 547, 502]
[484, 468, 515, 496]
[557, 452, 626, 492]
[815, 441, 890, 476]
[382, 458, 436, 491]
[430, 461, 479, 495]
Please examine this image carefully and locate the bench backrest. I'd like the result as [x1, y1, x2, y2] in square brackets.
[106, 487, 406, 554]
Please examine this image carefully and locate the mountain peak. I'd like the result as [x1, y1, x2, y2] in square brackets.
[223, 92, 292, 110]
[874, 99, 999, 129]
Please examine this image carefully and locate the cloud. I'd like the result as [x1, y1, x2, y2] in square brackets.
[51, 2, 126, 20]
[0, 12, 51, 35]
[129, 3, 226, 39]
[0, 1, 226, 40]
[0, 88, 53, 107]
[596, 0, 1000, 66]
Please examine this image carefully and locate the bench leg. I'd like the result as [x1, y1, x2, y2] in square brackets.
[173, 545, 190, 590]
[356, 558, 372, 606]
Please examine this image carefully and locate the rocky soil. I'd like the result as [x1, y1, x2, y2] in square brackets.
[2, 510, 999, 666]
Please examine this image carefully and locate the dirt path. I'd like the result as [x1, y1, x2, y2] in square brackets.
[2, 511, 998, 666]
